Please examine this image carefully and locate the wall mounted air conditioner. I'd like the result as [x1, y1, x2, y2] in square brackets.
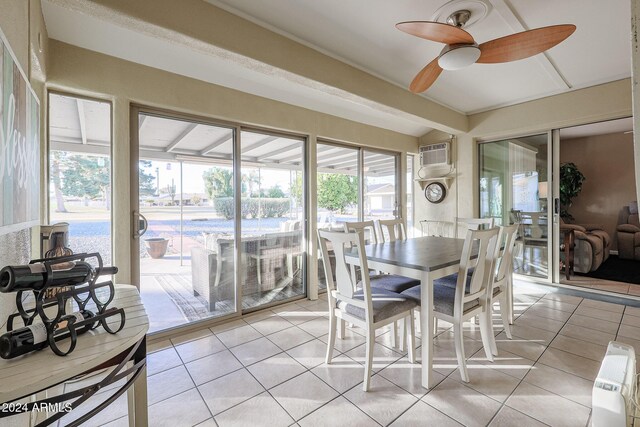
[592, 341, 637, 427]
[419, 142, 450, 167]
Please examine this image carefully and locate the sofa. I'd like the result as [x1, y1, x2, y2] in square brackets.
[560, 220, 610, 273]
[617, 203, 640, 260]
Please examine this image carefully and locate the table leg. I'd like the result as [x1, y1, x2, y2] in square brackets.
[128, 364, 148, 426]
[421, 272, 434, 389]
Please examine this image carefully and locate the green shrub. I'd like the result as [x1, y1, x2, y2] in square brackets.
[261, 198, 290, 218]
[214, 197, 291, 219]
[213, 197, 234, 220]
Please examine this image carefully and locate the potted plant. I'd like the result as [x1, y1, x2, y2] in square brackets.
[145, 237, 169, 259]
[559, 162, 586, 222]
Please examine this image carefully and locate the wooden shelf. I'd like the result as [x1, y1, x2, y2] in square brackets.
[414, 176, 454, 190]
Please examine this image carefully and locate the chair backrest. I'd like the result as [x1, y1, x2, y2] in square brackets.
[343, 221, 378, 244]
[492, 224, 519, 289]
[377, 218, 407, 242]
[456, 228, 499, 305]
[318, 229, 374, 320]
[455, 217, 495, 238]
[420, 220, 454, 237]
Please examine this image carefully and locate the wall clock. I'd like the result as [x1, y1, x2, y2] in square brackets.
[424, 182, 446, 204]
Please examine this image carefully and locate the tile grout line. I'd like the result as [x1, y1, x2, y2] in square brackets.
[485, 292, 593, 426]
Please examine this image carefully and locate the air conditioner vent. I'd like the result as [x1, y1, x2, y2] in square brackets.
[420, 142, 450, 167]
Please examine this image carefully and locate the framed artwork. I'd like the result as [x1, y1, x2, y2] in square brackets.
[0, 28, 41, 236]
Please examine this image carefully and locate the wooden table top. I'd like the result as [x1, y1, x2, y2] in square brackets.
[0, 284, 148, 403]
[348, 236, 470, 272]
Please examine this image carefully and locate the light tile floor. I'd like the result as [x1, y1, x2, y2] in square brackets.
[56, 281, 640, 427]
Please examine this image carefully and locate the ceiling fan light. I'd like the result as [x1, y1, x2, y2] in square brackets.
[438, 44, 481, 70]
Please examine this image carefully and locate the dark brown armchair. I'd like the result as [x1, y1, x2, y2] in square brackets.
[560, 219, 610, 273]
[617, 204, 640, 260]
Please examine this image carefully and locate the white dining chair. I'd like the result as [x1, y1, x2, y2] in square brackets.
[487, 224, 519, 354]
[454, 217, 495, 238]
[318, 229, 417, 391]
[420, 220, 454, 237]
[377, 218, 407, 242]
[344, 220, 420, 348]
[400, 227, 499, 382]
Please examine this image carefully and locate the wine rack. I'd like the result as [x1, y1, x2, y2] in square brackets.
[5, 253, 125, 357]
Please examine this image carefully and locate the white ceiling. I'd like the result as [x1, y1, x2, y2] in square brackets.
[41, 1, 434, 137]
[560, 117, 633, 140]
[208, 0, 631, 114]
[42, 0, 632, 136]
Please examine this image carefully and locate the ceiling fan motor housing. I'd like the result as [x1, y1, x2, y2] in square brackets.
[438, 43, 481, 70]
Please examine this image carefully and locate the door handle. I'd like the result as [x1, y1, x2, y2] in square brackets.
[133, 211, 148, 239]
[554, 198, 560, 215]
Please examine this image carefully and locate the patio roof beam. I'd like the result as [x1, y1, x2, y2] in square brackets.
[51, 141, 110, 156]
[258, 143, 300, 161]
[317, 154, 360, 168]
[166, 123, 199, 152]
[363, 157, 396, 168]
[199, 134, 232, 156]
[76, 99, 87, 145]
[366, 167, 396, 176]
[317, 149, 361, 164]
[276, 144, 335, 163]
[51, 135, 110, 146]
[138, 114, 148, 131]
[241, 136, 278, 154]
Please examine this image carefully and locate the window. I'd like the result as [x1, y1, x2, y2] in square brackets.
[48, 93, 112, 264]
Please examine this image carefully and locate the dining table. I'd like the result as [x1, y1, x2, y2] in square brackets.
[345, 236, 469, 389]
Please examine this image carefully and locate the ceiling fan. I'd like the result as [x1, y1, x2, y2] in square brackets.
[396, 10, 576, 93]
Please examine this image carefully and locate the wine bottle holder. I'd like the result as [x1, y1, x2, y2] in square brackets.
[6, 253, 126, 357]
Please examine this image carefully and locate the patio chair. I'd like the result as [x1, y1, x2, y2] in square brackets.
[400, 227, 499, 382]
[318, 229, 417, 391]
[249, 232, 287, 290]
[191, 237, 235, 311]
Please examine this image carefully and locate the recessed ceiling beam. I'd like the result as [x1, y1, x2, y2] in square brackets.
[76, 99, 87, 144]
[491, 0, 571, 90]
[199, 134, 232, 156]
[166, 123, 199, 152]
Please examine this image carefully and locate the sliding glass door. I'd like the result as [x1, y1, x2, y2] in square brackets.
[316, 141, 401, 289]
[132, 108, 308, 332]
[239, 129, 306, 311]
[479, 133, 552, 281]
[134, 112, 237, 332]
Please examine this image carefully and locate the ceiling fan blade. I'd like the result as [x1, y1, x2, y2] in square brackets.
[477, 24, 576, 64]
[396, 21, 475, 45]
[409, 58, 443, 93]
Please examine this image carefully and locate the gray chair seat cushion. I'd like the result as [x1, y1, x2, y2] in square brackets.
[400, 283, 480, 316]
[338, 289, 417, 323]
[366, 274, 420, 293]
[436, 273, 472, 292]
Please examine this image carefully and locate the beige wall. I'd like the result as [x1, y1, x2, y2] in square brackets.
[560, 133, 637, 250]
[47, 40, 420, 288]
[0, 0, 49, 350]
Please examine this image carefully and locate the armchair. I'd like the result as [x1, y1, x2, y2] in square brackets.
[560, 220, 610, 273]
[191, 238, 235, 311]
[617, 203, 640, 260]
